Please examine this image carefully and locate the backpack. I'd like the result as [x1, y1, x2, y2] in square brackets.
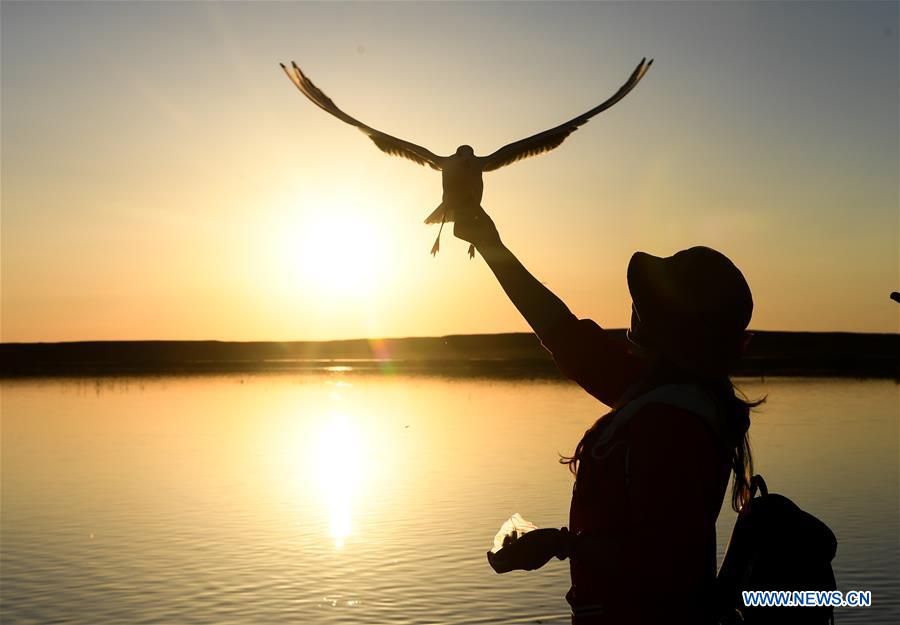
[715, 475, 838, 625]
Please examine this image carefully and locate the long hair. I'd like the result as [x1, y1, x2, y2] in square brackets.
[560, 358, 764, 513]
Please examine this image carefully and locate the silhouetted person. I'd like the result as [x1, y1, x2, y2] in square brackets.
[281, 59, 652, 256]
[455, 207, 758, 625]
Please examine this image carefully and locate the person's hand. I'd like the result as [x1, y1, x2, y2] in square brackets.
[486, 528, 562, 573]
[454, 205, 500, 249]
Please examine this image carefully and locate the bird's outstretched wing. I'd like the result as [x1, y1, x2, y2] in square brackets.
[479, 58, 653, 172]
[282, 62, 445, 170]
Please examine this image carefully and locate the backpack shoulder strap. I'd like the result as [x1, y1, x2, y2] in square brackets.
[591, 384, 725, 455]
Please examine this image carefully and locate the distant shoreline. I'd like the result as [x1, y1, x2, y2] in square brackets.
[1, 330, 897, 379]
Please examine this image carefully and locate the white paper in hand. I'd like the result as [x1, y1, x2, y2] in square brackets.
[491, 513, 538, 553]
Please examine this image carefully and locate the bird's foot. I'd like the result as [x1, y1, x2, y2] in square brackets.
[431, 235, 440, 256]
[468, 243, 475, 259]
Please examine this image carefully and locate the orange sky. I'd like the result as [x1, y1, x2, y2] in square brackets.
[2, 2, 897, 342]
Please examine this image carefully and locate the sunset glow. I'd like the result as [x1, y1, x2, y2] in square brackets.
[2, 1, 897, 341]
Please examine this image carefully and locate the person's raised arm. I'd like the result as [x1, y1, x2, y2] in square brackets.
[455, 206, 645, 407]
[454, 207, 576, 340]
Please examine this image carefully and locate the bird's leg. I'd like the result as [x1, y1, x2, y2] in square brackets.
[431, 215, 446, 256]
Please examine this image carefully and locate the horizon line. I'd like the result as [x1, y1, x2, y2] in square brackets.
[3, 327, 899, 347]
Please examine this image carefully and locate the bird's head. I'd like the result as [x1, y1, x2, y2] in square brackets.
[455, 145, 475, 157]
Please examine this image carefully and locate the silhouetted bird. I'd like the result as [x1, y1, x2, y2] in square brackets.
[281, 58, 652, 257]
[890, 292, 900, 304]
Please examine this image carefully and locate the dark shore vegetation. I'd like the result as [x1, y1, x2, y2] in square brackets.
[1, 331, 897, 379]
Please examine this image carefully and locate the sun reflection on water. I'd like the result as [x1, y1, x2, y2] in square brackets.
[313, 411, 364, 549]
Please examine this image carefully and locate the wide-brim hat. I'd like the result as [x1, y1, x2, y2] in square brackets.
[627, 246, 752, 378]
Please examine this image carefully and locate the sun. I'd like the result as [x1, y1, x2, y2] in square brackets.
[266, 184, 397, 306]
[299, 214, 376, 293]
[294, 205, 385, 299]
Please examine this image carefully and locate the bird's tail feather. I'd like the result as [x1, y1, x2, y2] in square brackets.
[424, 202, 454, 225]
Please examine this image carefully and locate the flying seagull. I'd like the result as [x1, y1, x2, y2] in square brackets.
[281, 58, 652, 257]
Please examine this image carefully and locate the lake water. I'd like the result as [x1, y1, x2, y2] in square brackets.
[1, 374, 897, 624]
